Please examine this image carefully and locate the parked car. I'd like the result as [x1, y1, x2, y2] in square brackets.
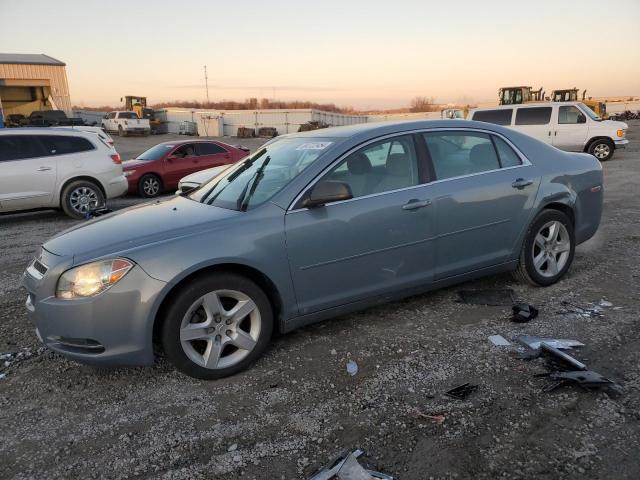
[468, 102, 628, 161]
[28, 110, 84, 127]
[22, 120, 603, 379]
[177, 165, 232, 195]
[53, 126, 115, 148]
[0, 128, 127, 218]
[101, 111, 150, 137]
[123, 140, 249, 197]
[5, 113, 28, 127]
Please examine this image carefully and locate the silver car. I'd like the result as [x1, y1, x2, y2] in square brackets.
[22, 120, 603, 379]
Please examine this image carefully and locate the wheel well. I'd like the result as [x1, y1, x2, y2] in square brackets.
[542, 202, 575, 227]
[58, 176, 106, 207]
[584, 136, 613, 152]
[152, 264, 284, 346]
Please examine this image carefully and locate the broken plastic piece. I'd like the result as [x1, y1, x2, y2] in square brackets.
[444, 382, 478, 400]
[458, 288, 515, 306]
[488, 335, 511, 346]
[309, 450, 393, 480]
[346, 360, 358, 376]
[511, 304, 539, 323]
[515, 335, 584, 351]
[540, 343, 587, 371]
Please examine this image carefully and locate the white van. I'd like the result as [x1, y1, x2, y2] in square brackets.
[0, 128, 127, 218]
[468, 102, 628, 161]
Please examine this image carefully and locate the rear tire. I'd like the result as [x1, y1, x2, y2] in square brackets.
[161, 273, 273, 379]
[138, 173, 162, 198]
[118, 125, 126, 137]
[513, 209, 575, 286]
[60, 180, 105, 219]
[588, 138, 614, 161]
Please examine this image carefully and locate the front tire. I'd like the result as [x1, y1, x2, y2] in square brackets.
[138, 173, 162, 198]
[60, 180, 105, 219]
[161, 273, 273, 379]
[118, 125, 126, 137]
[513, 209, 575, 286]
[588, 139, 614, 161]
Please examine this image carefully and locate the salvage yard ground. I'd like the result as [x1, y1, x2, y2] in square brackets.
[1, 125, 639, 479]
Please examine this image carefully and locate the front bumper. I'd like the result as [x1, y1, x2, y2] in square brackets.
[22, 258, 166, 367]
[614, 139, 629, 149]
[106, 174, 129, 199]
[124, 128, 150, 135]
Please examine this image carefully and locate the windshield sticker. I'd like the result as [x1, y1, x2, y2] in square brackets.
[296, 142, 333, 151]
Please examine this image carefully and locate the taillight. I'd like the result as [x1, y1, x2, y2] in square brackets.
[111, 154, 122, 165]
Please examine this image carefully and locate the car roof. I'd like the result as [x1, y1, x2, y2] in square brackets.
[156, 139, 228, 146]
[0, 128, 96, 137]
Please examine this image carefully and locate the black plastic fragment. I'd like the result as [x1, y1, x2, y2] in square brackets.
[511, 304, 539, 323]
[444, 382, 478, 400]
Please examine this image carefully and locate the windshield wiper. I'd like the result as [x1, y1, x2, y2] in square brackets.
[237, 155, 271, 211]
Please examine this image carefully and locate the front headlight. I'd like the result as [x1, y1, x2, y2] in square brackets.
[124, 170, 136, 177]
[56, 259, 134, 299]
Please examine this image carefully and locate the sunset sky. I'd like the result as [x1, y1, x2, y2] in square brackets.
[1, 0, 639, 109]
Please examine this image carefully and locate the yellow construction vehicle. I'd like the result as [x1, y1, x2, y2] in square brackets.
[498, 86, 544, 105]
[550, 88, 607, 119]
[122, 96, 162, 132]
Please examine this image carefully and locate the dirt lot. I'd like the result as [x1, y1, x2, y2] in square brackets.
[1, 127, 639, 479]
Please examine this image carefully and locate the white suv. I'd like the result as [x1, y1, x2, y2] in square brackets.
[469, 102, 629, 161]
[0, 128, 128, 218]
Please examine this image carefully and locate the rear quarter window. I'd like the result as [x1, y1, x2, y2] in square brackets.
[473, 109, 513, 126]
[39, 135, 95, 155]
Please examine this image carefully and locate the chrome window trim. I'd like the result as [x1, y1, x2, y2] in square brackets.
[287, 127, 532, 213]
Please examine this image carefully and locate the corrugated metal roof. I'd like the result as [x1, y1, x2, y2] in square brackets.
[0, 53, 65, 66]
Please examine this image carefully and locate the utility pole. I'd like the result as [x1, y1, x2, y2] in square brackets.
[204, 65, 210, 105]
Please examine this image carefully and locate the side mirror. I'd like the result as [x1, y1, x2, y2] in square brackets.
[302, 181, 352, 208]
[577, 113, 586, 124]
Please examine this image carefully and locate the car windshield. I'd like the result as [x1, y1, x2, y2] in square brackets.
[136, 144, 173, 160]
[578, 103, 601, 121]
[189, 137, 334, 211]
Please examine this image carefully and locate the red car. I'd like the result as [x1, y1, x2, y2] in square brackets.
[122, 140, 249, 197]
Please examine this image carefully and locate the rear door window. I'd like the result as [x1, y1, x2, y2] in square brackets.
[423, 132, 500, 180]
[0, 135, 48, 161]
[39, 135, 95, 155]
[514, 107, 552, 125]
[473, 109, 513, 126]
[196, 143, 227, 155]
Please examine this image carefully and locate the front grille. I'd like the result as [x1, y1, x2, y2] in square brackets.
[33, 260, 48, 276]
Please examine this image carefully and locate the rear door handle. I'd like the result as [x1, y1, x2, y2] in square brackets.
[37, 166, 52, 171]
[402, 199, 431, 210]
[512, 178, 533, 189]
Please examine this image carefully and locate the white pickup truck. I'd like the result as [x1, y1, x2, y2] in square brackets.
[102, 111, 150, 137]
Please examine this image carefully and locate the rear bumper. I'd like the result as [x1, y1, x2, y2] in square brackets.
[614, 139, 629, 149]
[125, 128, 150, 135]
[22, 264, 166, 367]
[105, 174, 128, 199]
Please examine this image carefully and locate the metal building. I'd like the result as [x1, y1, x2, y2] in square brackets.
[0, 53, 72, 121]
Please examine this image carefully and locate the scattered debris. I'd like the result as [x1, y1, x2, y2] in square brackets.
[444, 383, 478, 400]
[545, 370, 615, 392]
[457, 288, 515, 306]
[0, 373, 6, 380]
[227, 443, 238, 452]
[559, 300, 605, 318]
[309, 450, 393, 480]
[346, 361, 358, 376]
[85, 207, 113, 219]
[511, 304, 539, 323]
[599, 299, 613, 308]
[330, 349, 337, 355]
[410, 408, 446, 424]
[488, 334, 511, 346]
[515, 335, 584, 351]
[540, 343, 587, 370]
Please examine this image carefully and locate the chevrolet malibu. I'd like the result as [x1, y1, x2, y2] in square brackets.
[23, 120, 603, 379]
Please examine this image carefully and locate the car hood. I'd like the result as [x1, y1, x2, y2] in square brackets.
[122, 158, 156, 169]
[180, 165, 230, 184]
[44, 195, 240, 262]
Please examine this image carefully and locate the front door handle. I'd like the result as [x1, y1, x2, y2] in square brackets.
[512, 178, 533, 189]
[402, 198, 431, 210]
[37, 166, 52, 171]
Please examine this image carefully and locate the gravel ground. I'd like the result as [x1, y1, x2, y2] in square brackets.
[1, 126, 639, 479]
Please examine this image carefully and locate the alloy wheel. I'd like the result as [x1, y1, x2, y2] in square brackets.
[69, 186, 100, 215]
[179, 289, 261, 370]
[531, 220, 571, 278]
[593, 143, 611, 159]
[143, 177, 160, 196]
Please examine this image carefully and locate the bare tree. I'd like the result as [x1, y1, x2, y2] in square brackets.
[410, 96, 436, 112]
